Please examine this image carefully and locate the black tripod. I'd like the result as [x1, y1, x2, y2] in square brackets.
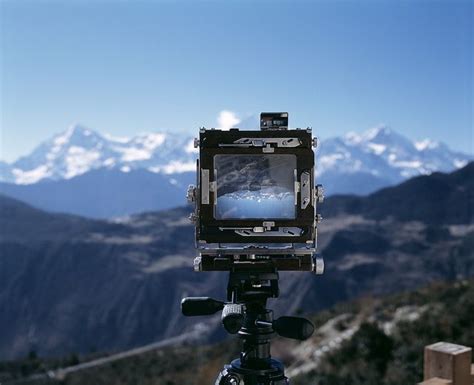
[181, 270, 314, 385]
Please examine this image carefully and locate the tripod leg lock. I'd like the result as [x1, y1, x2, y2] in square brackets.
[181, 297, 224, 316]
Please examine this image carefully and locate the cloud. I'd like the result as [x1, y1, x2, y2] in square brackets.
[217, 110, 240, 130]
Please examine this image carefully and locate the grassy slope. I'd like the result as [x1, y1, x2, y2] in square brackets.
[293, 279, 474, 385]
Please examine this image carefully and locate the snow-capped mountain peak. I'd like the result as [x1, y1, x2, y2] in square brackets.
[53, 123, 100, 146]
[103, 132, 131, 144]
[0, 124, 471, 190]
[345, 125, 411, 147]
[3, 125, 195, 184]
[414, 138, 440, 151]
[363, 125, 392, 140]
[317, 124, 471, 190]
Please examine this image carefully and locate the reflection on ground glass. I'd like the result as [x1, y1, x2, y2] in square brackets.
[215, 154, 296, 219]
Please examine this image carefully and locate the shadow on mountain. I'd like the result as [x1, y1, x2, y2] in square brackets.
[0, 162, 472, 359]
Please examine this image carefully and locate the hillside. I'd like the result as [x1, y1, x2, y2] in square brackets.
[0, 163, 472, 359]
[322, 161, 474, 224]
[2, 279, 473, 385]
[0, 169, 193, 218]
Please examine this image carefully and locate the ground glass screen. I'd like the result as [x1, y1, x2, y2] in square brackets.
[214, 154, 297, 220]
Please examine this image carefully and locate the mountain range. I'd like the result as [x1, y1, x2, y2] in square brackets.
[318, 126, 471, 195]
[0, 124, 471, 218]
[0, 125, 197, 184]
[0, 163, 472, 359]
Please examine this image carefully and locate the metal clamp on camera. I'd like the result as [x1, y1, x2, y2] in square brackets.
[182, 112, 324, 385]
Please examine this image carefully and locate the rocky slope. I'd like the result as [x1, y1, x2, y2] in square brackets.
[3, 280, 473, 385]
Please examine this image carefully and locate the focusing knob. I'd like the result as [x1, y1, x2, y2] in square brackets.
[315, 184, 324, 203]
[312, 256, 324, 275]
[186, 185, 196, 203]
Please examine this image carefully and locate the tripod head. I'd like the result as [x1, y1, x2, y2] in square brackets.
[182, 271, 314, 340]
[182, 271, 314, 384]
[183, 295, 314, 339]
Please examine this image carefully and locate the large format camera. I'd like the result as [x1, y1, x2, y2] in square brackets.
[183, 113, 324, 385]
[187, 112, 324, 274]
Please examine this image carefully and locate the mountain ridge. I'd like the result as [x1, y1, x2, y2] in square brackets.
[0, 164, 472, 359]
[322, 161, 474, 224]
[318, 125, 471, 191]
[0, 124, 471, 218]
[1, 124, 197, 184]
[1, 124, 470, 187]
[0, 168, 194, 218]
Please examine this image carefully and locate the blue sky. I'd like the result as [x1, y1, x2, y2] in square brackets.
[1, 0, 472, 162]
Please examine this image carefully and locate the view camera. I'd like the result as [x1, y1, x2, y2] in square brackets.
[182, 113, 324, 384]
[187, 112, 324, 273]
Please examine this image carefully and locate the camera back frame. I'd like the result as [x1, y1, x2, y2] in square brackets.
[187, 113, 324, 273]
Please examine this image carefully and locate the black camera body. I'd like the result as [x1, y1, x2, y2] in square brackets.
[187, 113, 324, 273]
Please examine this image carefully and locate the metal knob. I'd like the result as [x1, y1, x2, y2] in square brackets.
[315, 184, 324, 203]
[193, 256, 202, 272]
[186, 185, 196, 203]
[188, 212, 197, 223]
[312, 256, 324, 275]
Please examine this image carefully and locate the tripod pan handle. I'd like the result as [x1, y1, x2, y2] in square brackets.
[273, 316, 314, 340]
[181, 297, 224, 316]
